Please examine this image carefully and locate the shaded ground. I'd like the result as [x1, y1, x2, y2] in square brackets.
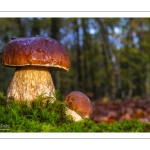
[91, 98, 150, 124]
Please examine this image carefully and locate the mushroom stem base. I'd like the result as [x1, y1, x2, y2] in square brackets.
[65, 108, 83, 121]
[7, 66, 55, 102]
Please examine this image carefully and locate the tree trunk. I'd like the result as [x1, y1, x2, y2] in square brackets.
[98, 18, 121, 98]
[73, 19, 82, 91]
[81, 18, 90, 93]
[50, 18, 61, 89]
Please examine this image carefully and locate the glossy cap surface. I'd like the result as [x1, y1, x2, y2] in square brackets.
[2, 36, 70, 71]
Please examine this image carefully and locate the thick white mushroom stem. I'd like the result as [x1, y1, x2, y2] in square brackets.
[7, 66, 55, 102]
[65, 108, 83, 121]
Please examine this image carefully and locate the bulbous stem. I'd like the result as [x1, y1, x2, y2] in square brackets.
[7, 66, 55, 102]
[65, 108, 83, 121]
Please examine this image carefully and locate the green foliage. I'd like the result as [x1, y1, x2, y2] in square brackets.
[0, 91, 150, 132]
[97, 120, 147, 132]
[0, 91, 4, 98]
[0, 91, 6, 105]
[0, 93, 73, 132]
[53, 89, 63, 101]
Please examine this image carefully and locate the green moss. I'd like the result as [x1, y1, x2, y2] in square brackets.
[97, 119, 147, 132]
[0, 91, 150, 132]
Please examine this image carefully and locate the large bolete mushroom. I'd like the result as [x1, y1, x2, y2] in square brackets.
[1, 36, 70, 102]
[64, 91, 93, 121]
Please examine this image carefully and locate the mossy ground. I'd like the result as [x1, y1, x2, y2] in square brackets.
[0, 91, 150, 132]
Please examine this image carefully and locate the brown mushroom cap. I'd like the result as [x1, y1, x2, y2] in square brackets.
[1, 36, 70, 71]
[64, 91, 93, 118]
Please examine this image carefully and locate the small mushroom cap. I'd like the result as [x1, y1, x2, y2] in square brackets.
[64, 91, 93, 118]
[2, 36, 70, 71]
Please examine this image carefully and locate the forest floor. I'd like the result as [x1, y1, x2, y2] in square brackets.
[91, 97, 150, 124]
[1, 91, 150, 132]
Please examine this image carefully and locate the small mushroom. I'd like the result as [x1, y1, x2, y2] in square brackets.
[1, 36, 70, 102]
[64, 91, 93, 121]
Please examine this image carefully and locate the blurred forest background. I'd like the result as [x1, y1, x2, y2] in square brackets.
[0, 18, 150, 101]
